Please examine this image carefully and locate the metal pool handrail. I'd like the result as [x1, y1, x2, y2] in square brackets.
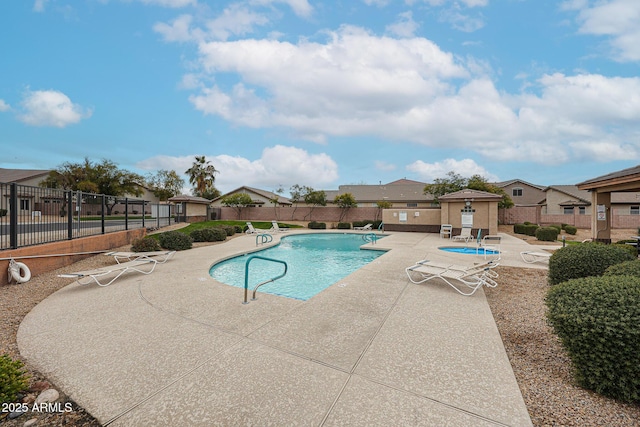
[363, 233, 378, 244]
[243, 255, 288, 304]
[255, 233, 273, 246]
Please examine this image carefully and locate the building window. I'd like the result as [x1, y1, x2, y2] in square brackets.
[579, 207, 586, 215]
[563, 207, 574, 215]
[20, 199, 30, 211]
[512, 187, 523, 197]
[631, 206, 640, 215]
[406, 203, 417, 207]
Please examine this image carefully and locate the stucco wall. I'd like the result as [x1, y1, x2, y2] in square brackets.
[0, 228, 145, 285]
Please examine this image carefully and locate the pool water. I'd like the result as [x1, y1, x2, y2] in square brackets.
[439, 246, 499, 255]
[209, 233, 386, 301]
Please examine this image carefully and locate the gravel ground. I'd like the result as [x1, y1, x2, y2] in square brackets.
[2, 229, 640, 426]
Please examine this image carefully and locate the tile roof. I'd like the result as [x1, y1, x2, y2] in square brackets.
[324, 181, 432, 203]
[0, 168, 51, 183]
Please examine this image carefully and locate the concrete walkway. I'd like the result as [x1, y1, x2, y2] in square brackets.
[18, 231, 552, 426]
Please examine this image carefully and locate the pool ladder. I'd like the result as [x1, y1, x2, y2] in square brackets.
[363, 233, 378, 244]
[255, 233, 273, 246]
[243, 255, 288, 304]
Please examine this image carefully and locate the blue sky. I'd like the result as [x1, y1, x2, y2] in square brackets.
[1, 0, 640, 195]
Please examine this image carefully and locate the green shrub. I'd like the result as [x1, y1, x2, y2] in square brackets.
[614, 241, 638, 258]
[221, 225, 236, 236]
[190, 227, 227, 242]
[514, 223, 538, 236]
[158, 231, 193, 250]
[0, 354, 29, 404]
[536, 226, 560, 242]
[131, 237, 162, 252]
[604, 260, 640, 277]
[336, 222, 351, 229]
[548, 242, 635, 285]
[233, 225, 243, 234]
[549, 224, 562, 233]
[563, 225, 577, 235]
[352, 220, 371, 228]
[308, 221, 326, 229]
[546, 275, 640, 402]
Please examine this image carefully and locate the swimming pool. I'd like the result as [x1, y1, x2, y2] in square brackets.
[439, 246, 499, 255]
[209, 233, 386, 301]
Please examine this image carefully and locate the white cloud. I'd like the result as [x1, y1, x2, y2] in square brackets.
[250, 0, 313, 18]
[406, 159, 498, 181]
[18, 89, 92, 128]
[136, 145, 338, 193]
[439, 6, 485, 32]
[386, 11, 420, 38]
[154, 14, 194, 42]
[571, 0, 640, 62]
[33, 0, 49, 12]
[0, 100, 10, 112]
[138, 0, 196, 8]
[205, 4, 269, 41]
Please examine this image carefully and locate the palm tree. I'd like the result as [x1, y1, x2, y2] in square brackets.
[185, 155, 218, 197]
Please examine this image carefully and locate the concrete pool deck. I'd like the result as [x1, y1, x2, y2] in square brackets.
[18, 230, 554, 426]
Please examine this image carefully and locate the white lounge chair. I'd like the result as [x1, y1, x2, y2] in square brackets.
[478, 235, 501, 259]
[270, 221, 289, 233]
[452, 226, 473, 243]
[105, 250, 176, 264]
[245, 222, 260, 234]
[354, 223, 373, 231]
[440, 224, 453, 239]
[405, 260, 499, 296]
[58, 258, 159, 287]
[520, 251, 552, 264]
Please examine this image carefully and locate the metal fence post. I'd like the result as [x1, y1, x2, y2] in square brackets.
[125, 198, 129, 230]
[67, 190, 73, 240]
[101, 194, 105, 234]
[9, 183, 18, 249]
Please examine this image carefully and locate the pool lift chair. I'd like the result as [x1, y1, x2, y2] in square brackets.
[405, 260, 499, 296]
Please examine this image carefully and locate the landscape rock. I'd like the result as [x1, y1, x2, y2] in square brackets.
[34, 388, 59, 404]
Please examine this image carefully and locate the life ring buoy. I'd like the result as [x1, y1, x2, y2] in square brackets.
[8, 259, 31, 284]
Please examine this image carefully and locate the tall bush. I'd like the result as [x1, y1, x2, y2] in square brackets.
[535, 226, 559, 242]
[548, 242, 634, 285]
[0, 354, 29, 404]
[546, 275, 640, 402]
[158, 231, 193, 250]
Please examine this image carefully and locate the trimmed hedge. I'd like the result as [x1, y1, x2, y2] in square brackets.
[548, 242, 635, 285]
[0, 354, 29, 404]
[131, 237, 162, 252]
[190, 227, 227, 242]
[308, 221, 327, 229]
[604, 260, 640, 277]
[158, 230, 193, 251]
[336, 222, 351, 229]
[563, 225, 577, 235]
[535, 226, 559, 242]
[546, 275, 640, 402]
[514, 223, 539, 236]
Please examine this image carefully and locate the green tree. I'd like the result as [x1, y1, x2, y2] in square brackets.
[304, 190, 327, 221]
[289, 184, 312, 220]
[185, 155, 219, 198]
[423, 171, 513, 209]
[270, 186, 284, 220]
[422, 171, 467, 202]
[221, 193, 253, 219]
[41, 158, 144, 215]
[334, 193, 357, 222]
[376, 200, 393, 222]
[146, 169, 185, 201]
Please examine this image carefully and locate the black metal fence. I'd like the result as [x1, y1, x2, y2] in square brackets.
[0, 182, 176, 250]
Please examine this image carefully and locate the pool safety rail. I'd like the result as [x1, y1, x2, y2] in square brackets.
[255, 233, 273, 246]
[243, 255, 288, 304]
[363, 233, 379, 244]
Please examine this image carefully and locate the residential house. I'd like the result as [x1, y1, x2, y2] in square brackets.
[494, 179, 545, 206]
[210, 186, 292, 208]
[324, 179, 434, 208]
